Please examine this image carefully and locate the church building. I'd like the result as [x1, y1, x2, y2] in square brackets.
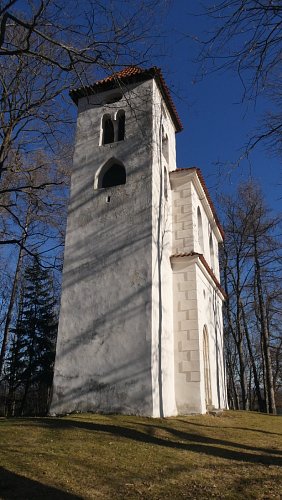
[50, 66, 227, 417]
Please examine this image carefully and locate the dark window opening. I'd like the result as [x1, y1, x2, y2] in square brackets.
[209, 233, 215, 270]
[162, 126, 169, 163]
[197, 206, 204, 251]
[103, 118, 114, 144]
[101, 163, 126, 188]
[118, 112, 125, 141]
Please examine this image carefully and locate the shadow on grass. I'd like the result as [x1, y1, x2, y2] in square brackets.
[29, 417, 282, 466]
[0, 467, 83, 500]
[177, 418, 282, 437]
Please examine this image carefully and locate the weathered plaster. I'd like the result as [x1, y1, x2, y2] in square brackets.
[51, 71, 227, 417]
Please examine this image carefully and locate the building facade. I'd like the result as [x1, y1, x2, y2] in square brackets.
[50, 67, 227, 417]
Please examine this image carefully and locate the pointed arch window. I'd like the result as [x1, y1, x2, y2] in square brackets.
[102, 163, 126, 188]
[97, 159, 126, 189]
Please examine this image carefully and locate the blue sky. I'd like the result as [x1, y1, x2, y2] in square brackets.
[152, 1, 281, 213]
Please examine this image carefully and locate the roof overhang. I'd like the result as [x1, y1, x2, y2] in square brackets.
[69, 66, 183, 133]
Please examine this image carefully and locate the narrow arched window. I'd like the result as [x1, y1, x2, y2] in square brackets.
[197, 207, 204, 252]
[209, 233, 215, 271]
[102, 115, 114, 144]
[203, 325, 212, 407]
[162, 131, 169, 163]
[117, 111, 125, 141]
[101, 163, 126, 188]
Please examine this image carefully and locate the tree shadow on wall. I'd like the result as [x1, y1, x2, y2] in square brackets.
[0, 467, 83, 500]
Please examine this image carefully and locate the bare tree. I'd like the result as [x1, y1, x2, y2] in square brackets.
[220, 180, 281, 413]
[0, 0, 163, 390]
[0, 149, 68, 376]
[221, 200, 251, 410]
[0, 1, 160, 72]
[0, 0, 163, 232]
[197, 1, 282, 158]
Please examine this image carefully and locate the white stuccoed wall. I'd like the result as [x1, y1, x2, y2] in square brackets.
[171, 258, 202, 413]
[170, 169, 227, 413]
[51, 79, 157, 416]
[151, 80, 177, 417]
[195, 265, 227, 410]
[51, 70, 227, 417]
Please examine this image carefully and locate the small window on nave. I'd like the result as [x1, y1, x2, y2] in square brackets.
[209, 233, 215, 271]
[197, 207, 204, 252]
[162, 126, 169, 163]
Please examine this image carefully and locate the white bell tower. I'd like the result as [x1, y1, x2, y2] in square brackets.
[51, 66, 227, 417]
[51, 67, 182, 416]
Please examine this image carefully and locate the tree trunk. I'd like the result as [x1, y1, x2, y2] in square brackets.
[0, 215, 29, 377]
[236, 336, 248, 410]
[254, 239, 276, 414]
[240, 301, 265, 412]
[222, 257, 248, 410]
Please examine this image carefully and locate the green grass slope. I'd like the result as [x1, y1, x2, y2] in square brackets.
[0, 411, 281, 499]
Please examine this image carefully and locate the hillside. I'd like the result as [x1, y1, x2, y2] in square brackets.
[0, 411, 281, 499]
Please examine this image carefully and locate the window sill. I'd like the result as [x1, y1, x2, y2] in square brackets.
[100, 140, 126, 147]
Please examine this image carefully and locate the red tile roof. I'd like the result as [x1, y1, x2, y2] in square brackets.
[70, 66, 183, 133]
[170, 252, 227, 299]
[170, 167, 224, 239]
[89, 66, 144, 84]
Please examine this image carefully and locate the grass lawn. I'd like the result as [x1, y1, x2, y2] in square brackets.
[0, 410, 281, 499]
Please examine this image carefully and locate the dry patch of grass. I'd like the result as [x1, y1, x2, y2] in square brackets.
[0, 411, 281, 499]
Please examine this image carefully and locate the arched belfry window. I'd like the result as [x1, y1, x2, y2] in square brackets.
[102, 115, 114, 145]
[98, 160, 126, 189]
[117, 110, 125, 141]
[197, 207, 204, 252]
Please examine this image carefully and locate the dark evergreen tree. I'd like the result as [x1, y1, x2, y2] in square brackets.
[5, 256, 58, 415]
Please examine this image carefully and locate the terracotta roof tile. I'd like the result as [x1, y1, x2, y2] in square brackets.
[70, 66, 183, 132]
[89, 66, 144, 85]
[170, 167, 224, 239]
[171, 251, 201, 258]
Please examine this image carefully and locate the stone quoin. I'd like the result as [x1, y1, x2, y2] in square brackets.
[50, 67, 228, 416]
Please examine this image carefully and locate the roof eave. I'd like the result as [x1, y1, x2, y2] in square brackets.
[69, 67, 183, 133]
[170, 252, 226, 300]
